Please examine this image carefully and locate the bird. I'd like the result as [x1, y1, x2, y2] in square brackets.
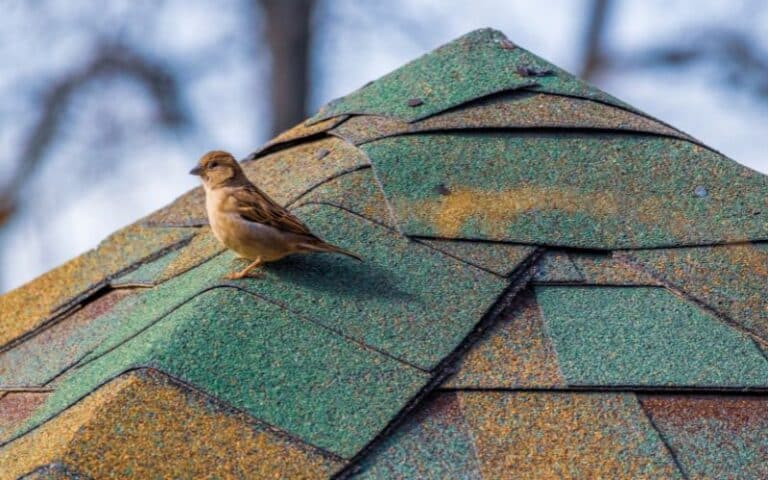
[190, 150, 362, 279]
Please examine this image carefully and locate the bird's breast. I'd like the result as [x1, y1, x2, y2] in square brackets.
[205, 189, 295, 261]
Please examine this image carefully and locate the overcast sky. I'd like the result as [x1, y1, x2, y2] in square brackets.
[0, 0, 766, 292]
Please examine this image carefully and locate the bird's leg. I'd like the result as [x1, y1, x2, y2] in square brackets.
[225, 258, 263, 280]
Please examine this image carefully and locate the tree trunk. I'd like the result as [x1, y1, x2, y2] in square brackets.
[580, 0, 612, 80]
[259, 0, 315, 136]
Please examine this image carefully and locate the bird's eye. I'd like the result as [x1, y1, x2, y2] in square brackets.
[210, 161, 218, 168]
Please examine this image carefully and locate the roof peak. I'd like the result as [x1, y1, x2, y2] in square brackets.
[308, 27, 634, 125]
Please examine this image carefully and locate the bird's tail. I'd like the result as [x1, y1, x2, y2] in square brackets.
[301, 240, 363, 261]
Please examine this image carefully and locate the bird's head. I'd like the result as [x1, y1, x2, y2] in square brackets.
[190, 151, 246, 189]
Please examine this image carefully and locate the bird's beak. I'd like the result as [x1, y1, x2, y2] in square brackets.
[189, 165, 203, 176]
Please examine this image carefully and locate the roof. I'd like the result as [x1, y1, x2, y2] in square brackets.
[1, 28, 767, 479]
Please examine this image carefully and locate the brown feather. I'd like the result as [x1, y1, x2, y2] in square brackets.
[300, 240, 363, 261]
[231, 184, 317, 238]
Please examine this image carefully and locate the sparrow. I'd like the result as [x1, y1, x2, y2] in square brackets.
[190, 150, 362, 279]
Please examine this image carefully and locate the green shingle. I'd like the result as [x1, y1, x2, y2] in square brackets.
[353, 392, 481, 479]
[157, 227, 225, 281]
[417, 239, 536, 277]
[252, 115, 348, 156]
[293, 167, 397, 228]
[110, 249, 181, 287]
[623, 243, 768, 342]
[76, 249, 234, 365]
[536, 286, 768, 387]
[242, 203, 510, 370]
[309, 28, 633, 124]
[20, 288, 428, 459]
[363, 132, 768, 248]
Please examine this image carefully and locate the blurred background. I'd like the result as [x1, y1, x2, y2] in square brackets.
[1, 0, 767, 293]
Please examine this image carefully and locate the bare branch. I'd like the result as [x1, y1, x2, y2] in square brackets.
[0, 44, 187, 228]
[616, 29, 768, 96]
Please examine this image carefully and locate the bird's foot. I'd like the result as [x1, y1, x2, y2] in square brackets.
[224, 270, 263, 280]
[223, 257, 263, 280]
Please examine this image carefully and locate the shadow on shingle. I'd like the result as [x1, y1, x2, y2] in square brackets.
[263, 255, 415, 302]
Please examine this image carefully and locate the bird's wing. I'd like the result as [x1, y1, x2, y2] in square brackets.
[231, 185, 316, 238]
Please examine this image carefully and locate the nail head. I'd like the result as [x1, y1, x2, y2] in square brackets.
[694, 185, 708, 198]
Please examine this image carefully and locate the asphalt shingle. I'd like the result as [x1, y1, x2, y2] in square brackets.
[243, 203, 513, 370]
[18, 288, 428, 458]
[2, 370, 344, 479]
[640, 395, 768, 479]
[623, 243, 768, 343]
[0, 290, 134, 388]
[331, 91, 689, 146]
[0, 225, 195, 349]
[417, 239, 537, 277]
[309, 28, 633, 124]
[363, 132, 768, 249]
[537, 286, 768, 387]
[444, 290, 565, 389]
[293, 167, 397, 227]
[353, 392, 481, 479]
[459, 391, 681, 479]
